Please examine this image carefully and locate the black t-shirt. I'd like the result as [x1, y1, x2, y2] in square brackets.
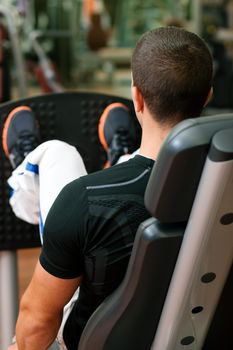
[39, 155, 154, 349]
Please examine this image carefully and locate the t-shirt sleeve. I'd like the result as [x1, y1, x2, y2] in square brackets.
[39, 177, 87, 279]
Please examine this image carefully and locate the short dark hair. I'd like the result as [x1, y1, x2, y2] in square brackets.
[131, 27, 213, 125]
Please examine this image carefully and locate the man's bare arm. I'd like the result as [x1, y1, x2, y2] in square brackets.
[14, 261, 81, 350]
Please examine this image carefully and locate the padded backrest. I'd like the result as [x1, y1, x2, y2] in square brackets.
[0, 92, 140, 250]
[78, 114, 233, 350]
[78, 220, 184, 350]
[145, 114, 233, 222]
[150, 119, 233, 349]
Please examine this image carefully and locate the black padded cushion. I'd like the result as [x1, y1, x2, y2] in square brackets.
[145, 114, 233, 223]
[0, 92, 141, 250]
[78, 218, 184, 350]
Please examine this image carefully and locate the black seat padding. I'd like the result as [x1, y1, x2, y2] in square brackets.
[145, 114, 233, 222]
[78, 220, 184, 350]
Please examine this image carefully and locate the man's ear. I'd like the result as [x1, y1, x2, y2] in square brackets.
[131, 85, 144, 113]
[204, 87, 213, 106]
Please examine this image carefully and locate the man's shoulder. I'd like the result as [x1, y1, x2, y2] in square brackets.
[82, 159, 134, 185]
[80, 155, 154, 189]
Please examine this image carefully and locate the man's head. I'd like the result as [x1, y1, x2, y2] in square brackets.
[131, 27, 213, 126]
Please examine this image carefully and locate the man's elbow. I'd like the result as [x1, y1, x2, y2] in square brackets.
[16, 298, 62, 348]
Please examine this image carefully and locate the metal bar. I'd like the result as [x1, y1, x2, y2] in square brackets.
[0, 251, 19, 350]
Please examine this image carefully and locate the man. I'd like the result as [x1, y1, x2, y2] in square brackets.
[4, 27, 213, 349]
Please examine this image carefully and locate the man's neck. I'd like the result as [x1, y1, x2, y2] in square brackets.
[139, 118, 172, 160]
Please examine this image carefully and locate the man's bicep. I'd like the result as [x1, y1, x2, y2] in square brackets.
[22, 262, 81, 317]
